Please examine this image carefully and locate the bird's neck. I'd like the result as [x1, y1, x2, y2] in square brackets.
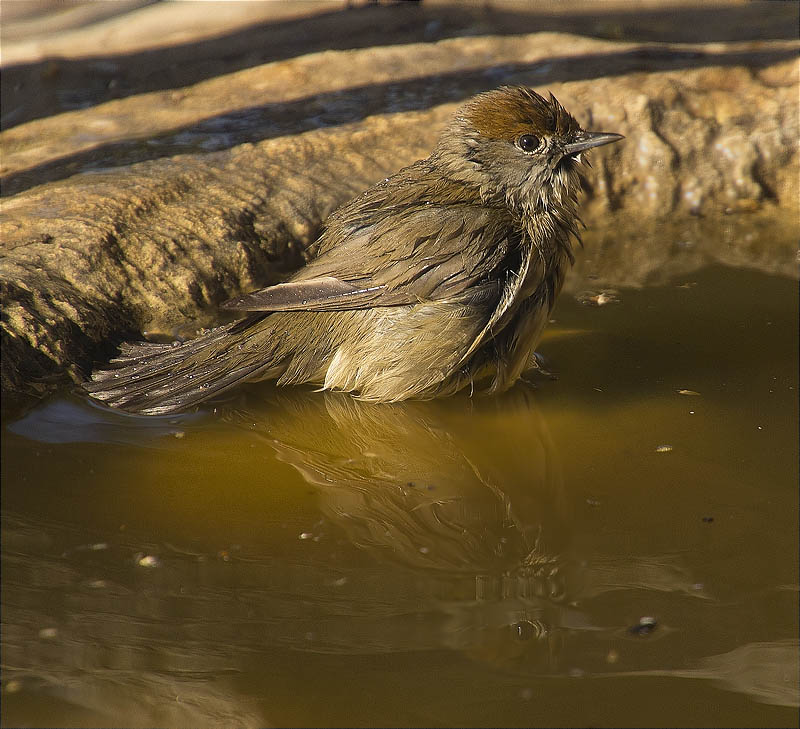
[520, 197, 582, 267]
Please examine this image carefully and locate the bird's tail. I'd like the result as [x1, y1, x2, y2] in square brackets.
[84, 316, 281, 415]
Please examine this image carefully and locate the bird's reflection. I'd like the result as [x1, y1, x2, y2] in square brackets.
[234, 386, 571, 589]
[216, 384, 588, 670]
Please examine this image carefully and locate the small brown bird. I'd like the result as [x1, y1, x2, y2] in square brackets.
[85, 86, 622, 415]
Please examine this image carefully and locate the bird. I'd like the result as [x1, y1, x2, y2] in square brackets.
[84, 86, 623, 415]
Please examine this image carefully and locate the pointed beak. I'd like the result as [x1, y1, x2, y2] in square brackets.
[562, 131, 624, 157]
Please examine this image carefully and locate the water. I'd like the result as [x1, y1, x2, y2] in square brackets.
[2, 265, 797, 728]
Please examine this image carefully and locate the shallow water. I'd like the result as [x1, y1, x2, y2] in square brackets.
[2, 265, 798, 728]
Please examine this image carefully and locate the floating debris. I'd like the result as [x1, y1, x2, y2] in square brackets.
[577, 290, 619, 306]
[655, 445, 673, 453]
[136, 554, 161, 568]
[629, 616, 658, 636]
[677, 389, 700, 396]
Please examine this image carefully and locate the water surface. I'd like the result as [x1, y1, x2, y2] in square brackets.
[2, 265, 797, 728]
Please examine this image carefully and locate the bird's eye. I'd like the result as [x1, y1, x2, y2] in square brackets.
[517, 134, 539, 152]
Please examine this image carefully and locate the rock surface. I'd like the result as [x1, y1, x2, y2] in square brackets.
[1, 1, 798, 398]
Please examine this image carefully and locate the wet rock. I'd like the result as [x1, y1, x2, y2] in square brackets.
[1, 4, 798, 397]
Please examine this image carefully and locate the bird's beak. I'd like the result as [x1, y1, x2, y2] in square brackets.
[562, 131, 624, 156]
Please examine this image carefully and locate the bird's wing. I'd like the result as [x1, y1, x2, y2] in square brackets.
[222, 204, 519, 312]
[221, 277, 386, 312]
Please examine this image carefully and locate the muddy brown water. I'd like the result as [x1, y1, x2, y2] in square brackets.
[2, 264, 797, 728]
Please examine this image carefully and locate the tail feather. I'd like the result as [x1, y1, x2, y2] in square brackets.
[84, 321, 281, 415]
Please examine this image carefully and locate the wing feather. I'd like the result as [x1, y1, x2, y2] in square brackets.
[221, 278, 386, 312]
[222, 204, 520, 313]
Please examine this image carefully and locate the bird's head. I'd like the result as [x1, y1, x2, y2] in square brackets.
[435, 86, 623, 215]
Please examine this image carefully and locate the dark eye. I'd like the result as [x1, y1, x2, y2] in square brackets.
[517, 134, 539, 152]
